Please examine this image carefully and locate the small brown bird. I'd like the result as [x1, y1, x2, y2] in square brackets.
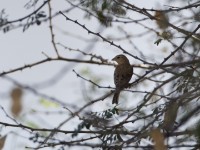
[112, 54, 133, 104]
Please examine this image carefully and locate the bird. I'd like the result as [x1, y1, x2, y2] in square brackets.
[112, 54, 133, 104]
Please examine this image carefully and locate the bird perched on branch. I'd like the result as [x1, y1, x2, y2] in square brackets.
[112, 54, 133, 104]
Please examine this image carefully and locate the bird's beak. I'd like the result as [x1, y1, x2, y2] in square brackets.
[112, 57, 116, 61]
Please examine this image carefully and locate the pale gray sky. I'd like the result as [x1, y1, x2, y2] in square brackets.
[0, 0, 178, 149]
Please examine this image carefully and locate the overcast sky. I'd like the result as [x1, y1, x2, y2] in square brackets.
[0, 0, 179, 149]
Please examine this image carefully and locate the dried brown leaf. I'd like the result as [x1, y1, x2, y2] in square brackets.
[0, 135, 7, 150]
[150, 128, 166, 150]
[162, 102, 179, 131]
[155, 11, 169, 29]
[10, 87, 23, 117]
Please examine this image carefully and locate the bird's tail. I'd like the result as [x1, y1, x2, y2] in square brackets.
[112, 91, 120, 104]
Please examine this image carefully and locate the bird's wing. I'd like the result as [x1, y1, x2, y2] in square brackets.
[114, 65, 133, 89]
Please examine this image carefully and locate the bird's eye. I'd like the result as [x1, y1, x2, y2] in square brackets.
[117, 56, 120, 59]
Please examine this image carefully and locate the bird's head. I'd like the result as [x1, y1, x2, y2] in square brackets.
[112, 54, 130, 65]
